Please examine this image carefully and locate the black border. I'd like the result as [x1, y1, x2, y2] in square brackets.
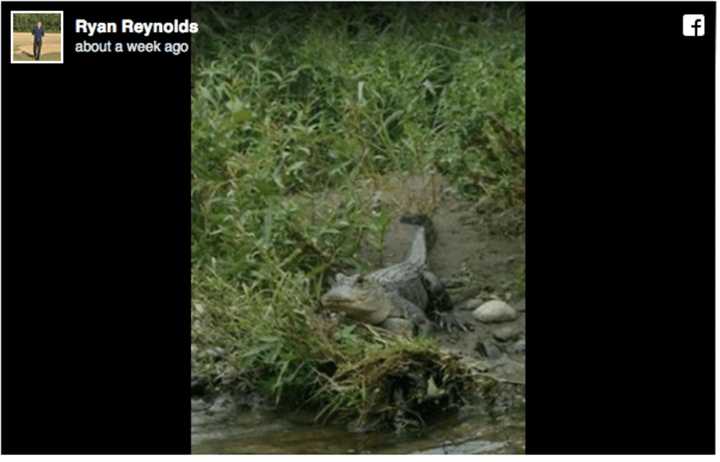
[2, 2, 191, 454]
[526, 2, 715, 454]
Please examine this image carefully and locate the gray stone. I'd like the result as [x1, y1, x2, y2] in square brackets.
[208, 395, 233, 414]
[192, 398, 209, 412]
[476, 340, 502, 360]
[493, 325, 521, 342]
[509, 339, 526, 355]
[490, 358, 525, 384]
[515, 298, 526, 312]
[458, 297, 483, 311]
[472, 300, 518, 323]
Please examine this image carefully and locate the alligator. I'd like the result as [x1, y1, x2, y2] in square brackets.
[320, 215, 464, 336]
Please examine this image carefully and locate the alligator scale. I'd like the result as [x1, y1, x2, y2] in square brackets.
[320, 216, 463, 335]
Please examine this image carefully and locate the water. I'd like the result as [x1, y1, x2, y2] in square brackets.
[192, 403, 525, 454]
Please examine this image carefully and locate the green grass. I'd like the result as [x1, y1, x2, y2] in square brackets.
[13, 13, 62, 33]
[191, 3, 524, 430]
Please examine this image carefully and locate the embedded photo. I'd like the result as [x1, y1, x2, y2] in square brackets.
[11, 11, 63, 63]
[191, 3, 525, 454]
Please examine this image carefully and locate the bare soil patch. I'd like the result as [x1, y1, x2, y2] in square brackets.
[12, 32, 62, 61]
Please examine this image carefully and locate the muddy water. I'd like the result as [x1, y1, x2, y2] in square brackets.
[192, 405, 524, 454]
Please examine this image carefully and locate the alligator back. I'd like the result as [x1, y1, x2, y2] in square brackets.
[367, 224, 428, 309]
[368, 217, 431, 285]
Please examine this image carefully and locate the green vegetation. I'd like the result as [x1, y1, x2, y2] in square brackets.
[13, 13, 62, 33]
[192, 3, 524, 430]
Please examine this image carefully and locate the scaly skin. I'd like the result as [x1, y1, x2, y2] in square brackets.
[320, 216, 462, 335]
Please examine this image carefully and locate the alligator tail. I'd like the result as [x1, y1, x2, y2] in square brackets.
[400, 214, 436, 249]
[400, 214, 436, 266]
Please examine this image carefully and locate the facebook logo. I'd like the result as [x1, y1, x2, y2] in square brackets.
[683, 14, 705, 37]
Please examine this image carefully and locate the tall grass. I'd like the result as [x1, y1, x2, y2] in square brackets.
[191, 3, 524, 430]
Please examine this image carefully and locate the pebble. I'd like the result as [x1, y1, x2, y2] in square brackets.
[191, 398, 209, 412]
[476, 340, 502, 360]
[208, 395, 233, 414]
[509, 339, 526, 355]
[493, 325, 521, 342]
[458, 297, 483, 311]
[472, 300, 518, 323]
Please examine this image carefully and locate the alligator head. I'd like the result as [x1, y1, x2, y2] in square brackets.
[320, 273, 395, 324]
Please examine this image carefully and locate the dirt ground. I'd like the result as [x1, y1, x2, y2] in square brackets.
[12, 32, 62, 61]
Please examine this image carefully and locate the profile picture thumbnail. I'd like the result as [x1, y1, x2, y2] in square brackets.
[11, 11, 63, 63]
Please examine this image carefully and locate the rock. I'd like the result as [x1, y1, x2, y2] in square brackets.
[208, 395, 233, 414]
[490, 359, 525, 386]
[493, 325, 521, 342]
[476, 340, 502, 360]
[515, 298, 526, 312]
[458, 297, 483, 311]
[191, 375, 209, 396]
[472, 300, 518, 323]
[192, 398, 209, 412]
[509, 339, 526, 355]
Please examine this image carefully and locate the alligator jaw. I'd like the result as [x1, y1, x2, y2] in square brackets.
[320, 285, 393, 324]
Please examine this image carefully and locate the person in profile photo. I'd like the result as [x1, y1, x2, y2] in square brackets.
[32, 21, 44, 61]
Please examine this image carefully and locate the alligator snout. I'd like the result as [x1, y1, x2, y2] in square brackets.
[320, 291, 343, 307]
[320, 285, 356, 307]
